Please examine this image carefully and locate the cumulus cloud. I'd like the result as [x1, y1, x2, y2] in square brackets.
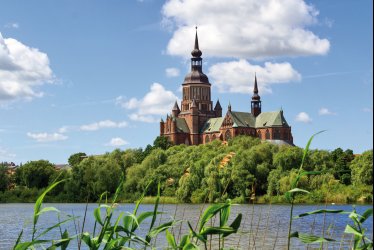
[0, 33, 54, 103]
[208, 59, 301, 93]
[27, 132, 68, 142]
[117, 83, 179, 123]
[105, 137, 129, 147]
[295, 112, 312, 123]
[318, 107, 336, 116]
[0, 147, 16, 159]
[80, 120, 128, 131]
[162, 0, 330, 59]
[165, 67, 180, 77]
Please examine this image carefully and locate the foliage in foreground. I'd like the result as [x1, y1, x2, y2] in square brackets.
[13, 178, 242, 250]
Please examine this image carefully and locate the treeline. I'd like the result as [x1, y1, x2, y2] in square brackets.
[0, 136, 372, 203]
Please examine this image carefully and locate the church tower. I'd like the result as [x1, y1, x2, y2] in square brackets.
[180, 28, 213, 114]
[251, 74, 262, 117]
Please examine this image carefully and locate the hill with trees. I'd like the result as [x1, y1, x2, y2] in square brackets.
[0, 136, 372, 203]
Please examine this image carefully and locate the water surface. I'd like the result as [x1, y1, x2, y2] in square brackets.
[0, 203, 372, 249]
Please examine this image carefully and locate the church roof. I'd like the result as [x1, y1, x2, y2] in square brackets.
[175, 118, 190, 133]
[201, 110, 289, 133]
[255, 111, 289, 128]
[201, 117, 224, 133]
[230, 111, 256, 127]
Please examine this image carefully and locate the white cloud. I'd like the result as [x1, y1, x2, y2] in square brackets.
[4, 23, 19, 29]
[27, 132, 68, 142]
[117, 83, 179, 123]
[162, 0, 330, 59]
[105, 137, 129, 147]
[0, 147, 16, 159]
[295, 112, 312, 123]
[165, 67, 180, 77]
[0, 33, 54, 103]
[80, 120, 128, 131]
[208, 59, 301, 93]
[318, 107, 336, 116]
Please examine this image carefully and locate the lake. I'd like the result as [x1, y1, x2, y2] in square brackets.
[0, 203, 372, 249]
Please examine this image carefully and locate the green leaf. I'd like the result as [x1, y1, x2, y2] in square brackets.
[165, 229, 177, 248]
[200, 226, 236, 236]
[290, 231, 335, 244]
[35, 217, 75, 240]
[81, 232, 93, 248]
[13, 229, 23, 249]
[299, 130, 325, 171]
[223, 213, 242, 237]
[182, 242, 199, 250]
[133, 180, 153, 216]
[33, 179, 65, 226]
[147, 221, 174, 239]
[36, 206, 60, 216]
[179, 234, 190, 248]
[14, 240, 50, 250]
[359, 208, 373, 224]
[294, 209, 346, 218]
[93, 204, 110, 226]
[299, 170, 322, 176]
[220, 199, 231, 227]
[344, 224, 363, 237]
[199, 202, 230, 231]
[287, 188, 310, 194]
[188, 221, 206, 243]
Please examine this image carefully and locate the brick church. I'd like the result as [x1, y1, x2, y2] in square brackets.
[160, 30, 293, 146]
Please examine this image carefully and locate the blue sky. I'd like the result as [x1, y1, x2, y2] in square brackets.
[0, 0, 372, 164]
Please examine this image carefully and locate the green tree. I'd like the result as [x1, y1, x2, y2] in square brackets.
[273, 146, 303, 171]
[0, 164, 10, 191]
[18, 160, 56, 189]
[350, 150, 373, 186]
[68, 152, 86, 167]
[153, 136, 173, 150]
[331, 148, 353, 185]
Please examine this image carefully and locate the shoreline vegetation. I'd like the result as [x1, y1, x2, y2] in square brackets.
[8, 133, 374, 249]
[1, 135, 373, 205]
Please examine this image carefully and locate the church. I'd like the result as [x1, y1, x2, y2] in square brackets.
[160, 30, 293, 146]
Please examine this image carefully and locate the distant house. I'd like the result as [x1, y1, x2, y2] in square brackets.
[160, 30, 293, 146]
[3, 162, 18, 175]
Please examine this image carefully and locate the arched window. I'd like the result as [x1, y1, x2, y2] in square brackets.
[265, 130, 270, 139]
[273, 129, 280, 139]
[212, 134, 216, 140]
[225, 130, 232, 141]
[205, 135, 210, 144]
[257, 131, 262, 139]
[185, 138, 190, 145]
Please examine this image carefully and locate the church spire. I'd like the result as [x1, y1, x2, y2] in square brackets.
[251, 73, 262, 117]
[191, 27, 202, 58]
[253, 72, 259, 95]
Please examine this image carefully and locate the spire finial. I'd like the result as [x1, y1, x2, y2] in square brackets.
[191, 27, 202, 57]
[228, 101, 232, 112]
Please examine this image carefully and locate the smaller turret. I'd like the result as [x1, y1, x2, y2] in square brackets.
[251, 73, 262, 117]
[214, 99, 222, 117]
[172, 101, 180, 117]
